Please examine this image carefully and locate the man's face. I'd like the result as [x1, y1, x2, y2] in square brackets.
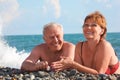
[43, 26, 64, 52]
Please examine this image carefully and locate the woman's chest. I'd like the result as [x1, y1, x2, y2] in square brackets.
[82, 50, 96, 68]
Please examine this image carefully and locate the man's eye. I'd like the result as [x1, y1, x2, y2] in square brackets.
[83, 24, 89, 27]
[48, 36, 53, 39]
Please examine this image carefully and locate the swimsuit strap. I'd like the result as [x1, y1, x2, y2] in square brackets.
[115, 51, 118, 56]
[81, 42, 84, 65]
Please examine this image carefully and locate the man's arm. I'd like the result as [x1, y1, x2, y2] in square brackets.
[21, 59, 48, 71]
[21, 46, 48, 71]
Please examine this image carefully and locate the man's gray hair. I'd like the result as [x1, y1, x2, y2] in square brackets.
[43, 22, 63, 35]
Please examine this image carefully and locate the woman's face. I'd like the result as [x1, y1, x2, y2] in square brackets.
[83, 19, 103, 40]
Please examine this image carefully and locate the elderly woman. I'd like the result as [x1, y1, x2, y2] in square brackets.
[54, 11, 120, 74]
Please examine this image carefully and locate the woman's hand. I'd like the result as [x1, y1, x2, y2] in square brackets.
[50, 56, 73, 71]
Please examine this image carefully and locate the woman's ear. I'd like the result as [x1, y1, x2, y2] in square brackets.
[100, 29, 104, 35]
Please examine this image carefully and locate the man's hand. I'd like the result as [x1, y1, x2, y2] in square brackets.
[50, 56, 73, 71]
[36, 61, 49, 71]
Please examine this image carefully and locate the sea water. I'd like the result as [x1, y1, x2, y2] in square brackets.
[0, 33, 120, 69]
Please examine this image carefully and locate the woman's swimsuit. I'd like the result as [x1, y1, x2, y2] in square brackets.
[105, 61, 119, 74]
[80, 42, 119, 74]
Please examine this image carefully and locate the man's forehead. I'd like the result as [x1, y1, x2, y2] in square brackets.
[44, 29, 63, 37]
[45, 31, 62, 36]
[47, 25, 60, 30]
[46, 27, 62, 33]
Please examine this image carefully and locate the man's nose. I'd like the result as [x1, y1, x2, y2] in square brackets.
[54, 36, 58, 42]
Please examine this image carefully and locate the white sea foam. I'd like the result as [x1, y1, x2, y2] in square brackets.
[0, 39, 29, 69]
[0, 0, 29, 69]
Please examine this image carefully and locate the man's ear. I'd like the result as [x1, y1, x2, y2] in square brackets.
[43, 36, 46, 41]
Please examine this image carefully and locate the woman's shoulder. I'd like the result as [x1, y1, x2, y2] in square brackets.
[76, 41, 85, 47]
[99, 39, 114, 53]
[76, 41, 85, 45]
[100, 39, 112, 47]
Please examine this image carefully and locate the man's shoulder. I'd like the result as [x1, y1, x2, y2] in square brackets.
[63, 41, 75, 46]
[33, 43, 47, 50]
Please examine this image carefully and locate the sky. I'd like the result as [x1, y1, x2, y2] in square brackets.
[0, 0, 120, 35]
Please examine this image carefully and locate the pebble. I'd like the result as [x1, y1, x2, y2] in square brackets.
[0, 66, 120, 80]
[46, 66, 51, 71]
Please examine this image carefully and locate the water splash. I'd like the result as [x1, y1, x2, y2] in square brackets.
[0, 39, 29, 69]
[0, 0, 29, 69]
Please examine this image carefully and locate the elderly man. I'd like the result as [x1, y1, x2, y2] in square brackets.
[21, 22, 75, 71]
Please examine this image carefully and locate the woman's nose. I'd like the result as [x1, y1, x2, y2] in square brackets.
[86, 26, 92, 29]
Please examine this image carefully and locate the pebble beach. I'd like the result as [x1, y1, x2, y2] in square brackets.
[0, 66, 120, 80]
